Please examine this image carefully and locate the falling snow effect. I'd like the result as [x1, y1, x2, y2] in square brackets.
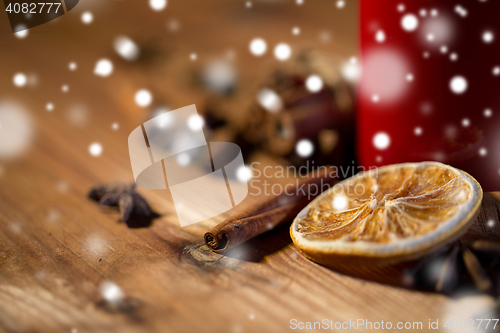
[305, 75, 323, 93]
[13, 73, 27, 87]
[0, 101, 33, 159]
[249, 38, 267, 56]
[236, 165, 253, 182]
[114, 36, 140, 61]
[296, 139, 314, 158]
[202, 60, 237, 94]
[454, 5, 468, 17]
[257, 88, 282, 113]
[100, 281, 124, 304]
[81, 12, 93, 24]
[358, 1, 500, 191]
[482, 31, 494, 43]
[177, 153, 190, 166]
[449, 76, 467, 94]
[401, 14, 418, 31]
[89, 143, 103, 157]
[341, 57, 361, 83]
[94, 59, 114, 77]
[373, 132, 390, 150]
[135, 89, 152, 107]
[167, 19, 180, 32]
[150, 0, 167, 11]
[14, 27, 28, 39]
[187, 114, 204, 131]
[333, 195, 348, 210]
[375, 30, 386, 43]
[274, 43, 291, 61]
[363, 48, 410, 103]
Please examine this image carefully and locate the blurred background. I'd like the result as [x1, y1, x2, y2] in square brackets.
[0, 0, 358, 193]
[1, 1, 500, 331]
[2, 0, 500, 198]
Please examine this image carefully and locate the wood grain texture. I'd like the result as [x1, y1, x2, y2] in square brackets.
[0, 1, 498, 332]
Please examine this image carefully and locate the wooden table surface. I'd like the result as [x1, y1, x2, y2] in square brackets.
[0, 1, 499, 332]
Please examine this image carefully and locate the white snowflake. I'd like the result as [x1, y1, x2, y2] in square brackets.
[375, 30, 386, 43]
[373, 132, 390, 150]
[450, 76, 467, 94]
[89, 143, 103, 156]
[454, 5, 467, 17]
[483, 31, 494, 43]
[401, 14, 419, 31]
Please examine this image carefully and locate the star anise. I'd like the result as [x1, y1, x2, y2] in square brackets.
[405, 238, 500, 296]
[88, 183, 159, 228]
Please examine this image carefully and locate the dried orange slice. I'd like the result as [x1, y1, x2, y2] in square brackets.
[291, 162, 482, 266]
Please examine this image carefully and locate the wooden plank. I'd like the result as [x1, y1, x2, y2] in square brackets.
[0, 1, 498, 332]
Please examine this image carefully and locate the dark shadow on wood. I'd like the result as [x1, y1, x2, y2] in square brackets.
[224, 223, 292, 262]
[223, 193, 500, 296]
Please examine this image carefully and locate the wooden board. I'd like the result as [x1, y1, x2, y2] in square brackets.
[0, 1, 499, 332]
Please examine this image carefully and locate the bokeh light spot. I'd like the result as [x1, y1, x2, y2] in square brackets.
[249, 38, 267, 56]
[401, 14, 419, 31]
[89, 143, 103, 157]
[274, 43, 291, 61]
[373, 132, 390, 150]
[296, 139, 314, 157]
[450, 76, 468, 94]
[305, 75, 323, 93]
[135, 89, 152, 107]
[81, 12, 93, 24]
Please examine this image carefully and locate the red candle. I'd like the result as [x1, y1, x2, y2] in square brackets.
[358, 0, 500, 191]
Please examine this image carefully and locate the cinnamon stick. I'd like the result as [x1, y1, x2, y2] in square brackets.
[204, 167, 337, 253]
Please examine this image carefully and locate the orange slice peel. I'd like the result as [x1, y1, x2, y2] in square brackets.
[291, 162, 483, 266]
